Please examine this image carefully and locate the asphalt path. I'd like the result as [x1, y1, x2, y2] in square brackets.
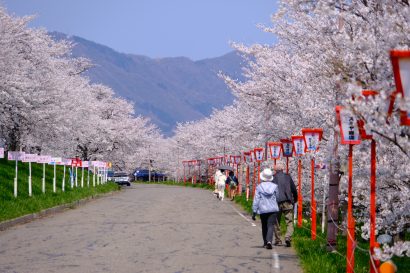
[0, 184, 302, 273]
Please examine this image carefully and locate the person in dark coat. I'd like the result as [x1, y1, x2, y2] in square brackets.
[272, 161, 297, 247]
[226, 171, 238, 200]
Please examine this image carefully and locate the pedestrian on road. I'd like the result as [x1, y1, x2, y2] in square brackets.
[216, 169, 227, 201]
[226, 171, 238, 201]
[251, 168, 279, 249]
[213, 169, 222, 198]
[272, 162, 298, 247]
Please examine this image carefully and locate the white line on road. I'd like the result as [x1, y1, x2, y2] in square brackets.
[228, 203, 281, 272]
[229, 204, 256, 227]
[272, 250, 280, 272]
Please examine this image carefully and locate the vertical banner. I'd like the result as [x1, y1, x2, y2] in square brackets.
[0, 147, 4, 158]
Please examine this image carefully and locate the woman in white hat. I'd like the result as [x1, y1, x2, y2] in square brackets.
[251, 168, 279, 249]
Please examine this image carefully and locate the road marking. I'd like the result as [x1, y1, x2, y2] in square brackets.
[272, 250, 280, 272]
[229, 204, 256, 226]
[228, 204, 281, 271]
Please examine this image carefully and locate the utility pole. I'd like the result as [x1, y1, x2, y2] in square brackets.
[148, 159, 152, 182]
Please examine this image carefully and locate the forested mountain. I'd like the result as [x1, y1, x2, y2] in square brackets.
[51, 32, 244, 135]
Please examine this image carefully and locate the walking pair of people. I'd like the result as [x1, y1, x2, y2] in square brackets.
[251, 163, 297, 249]
[214, 169, 238, 201]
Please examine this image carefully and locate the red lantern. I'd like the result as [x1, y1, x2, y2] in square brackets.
[335, 106, 361, 145]
[243, 151, 252, 163]
[336, 105, 361, 273]
[291, 136, 306, 156]
[280, 139, 293, 157]
[301, 128, 323, 152]
[253, 147, 264, 162]
[291, 135, 305, 228]
[267, 142, 282, 159]
[390, 50, 410, 126]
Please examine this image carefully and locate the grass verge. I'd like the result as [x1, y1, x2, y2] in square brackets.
[0, 158, 119, 222]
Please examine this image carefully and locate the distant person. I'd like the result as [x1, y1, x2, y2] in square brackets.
[214, 169, 222, 198]
[251, 168, 279, 249]
[272, 162, 297, 247]
[216, 169, 227, 201]
[226, 171, 238, 201]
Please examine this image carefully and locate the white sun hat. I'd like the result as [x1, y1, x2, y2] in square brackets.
[260, 168, 274, 182]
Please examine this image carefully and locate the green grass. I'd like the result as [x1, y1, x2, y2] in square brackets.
[0, 158, 119, 222]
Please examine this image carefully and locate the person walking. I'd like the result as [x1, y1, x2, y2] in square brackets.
[272, 162, 298, 247]
[216, 169, 227, 201]
[226, 171, 238, 201]
[213, 169, 222, 198]
[251, 168, 279, 249]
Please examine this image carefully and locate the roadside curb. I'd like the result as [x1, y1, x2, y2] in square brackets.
[0, 190, 121, 232]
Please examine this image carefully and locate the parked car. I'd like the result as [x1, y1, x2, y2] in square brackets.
[133, 169, 166, 181]
[112, 172, 131, 186]
[107, 170, 115, 181]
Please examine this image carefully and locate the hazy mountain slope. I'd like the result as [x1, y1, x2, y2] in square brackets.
[51, 32, 244, 135]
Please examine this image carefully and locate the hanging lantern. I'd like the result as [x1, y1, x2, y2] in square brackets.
[233, 155, 241, 165]
[335, 106, 362, 145]
[301, 128, 323, 152]
[280, 139, 293, 157]
[253, 147, 264, 162]
[267, 142, 282, 159]
[291, 136, 306, 156]
[390, 50, 410, 126]
[243, 151, 252, 163]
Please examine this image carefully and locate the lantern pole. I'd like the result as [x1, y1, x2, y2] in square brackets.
[286, 157, 289, 174]
[246, 164, 250, 201]
[347, 144, 355, 273]
[297, 158, 303, 227]
[236, 162, 240, 194]
[311, 157, 316, 240]
[183, 163, 186, 185]
[370, 139, 379, 272]
[252, 161, 256, 198]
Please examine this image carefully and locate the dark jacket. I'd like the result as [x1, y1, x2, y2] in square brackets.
[272, 171, 297, 204]
[226, 175, 238, 186]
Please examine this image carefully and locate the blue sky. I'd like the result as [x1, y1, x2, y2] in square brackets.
[1, 0, 278, 60]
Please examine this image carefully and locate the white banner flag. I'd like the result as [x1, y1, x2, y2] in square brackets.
[8, 151, 25, 161]
[22, 154, 39, 163]
[37, 155, 52, 164]
[49, 157, 62, 165]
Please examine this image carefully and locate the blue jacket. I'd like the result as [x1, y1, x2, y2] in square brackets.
[252, 182, 279, 214]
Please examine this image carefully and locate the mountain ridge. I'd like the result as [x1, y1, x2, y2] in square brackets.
[51, 32, 244, 135]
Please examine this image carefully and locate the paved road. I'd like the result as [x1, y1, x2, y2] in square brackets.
[0, 184, 302, 273]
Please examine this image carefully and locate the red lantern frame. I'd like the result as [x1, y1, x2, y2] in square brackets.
[390, 50, 410, 126]
[301, 128, 323, 152]
[253, 147, 264, 162]
[335, 106, 362, 145]
[291, 135, 306, 156]
[280, 139, 293, 157]
[267, 141, 282, 159]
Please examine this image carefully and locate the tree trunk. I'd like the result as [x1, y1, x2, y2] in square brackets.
[326, 122, 341, 252]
